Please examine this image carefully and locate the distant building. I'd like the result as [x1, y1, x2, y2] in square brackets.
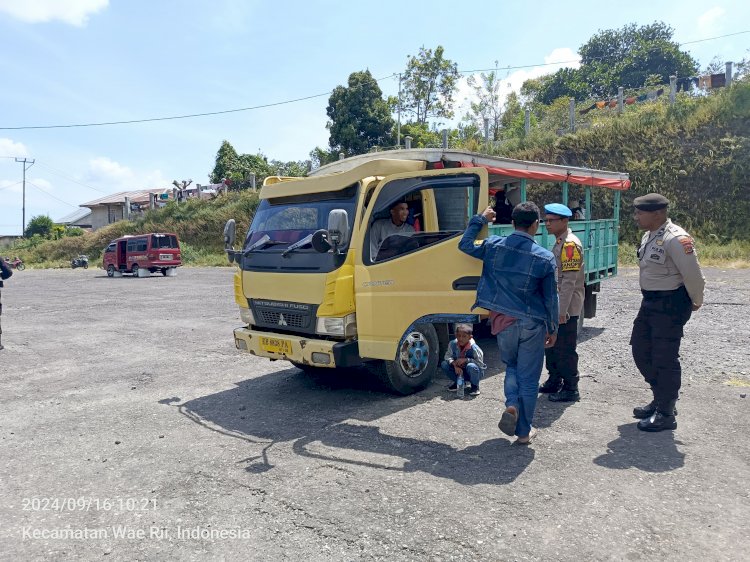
[56, 207, 92, 230]
[0, 235, 22, 249]
[80, 189, 170, 231]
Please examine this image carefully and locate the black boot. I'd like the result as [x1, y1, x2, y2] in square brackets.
[539, 377, 562, 394]
[637, 400, 677, 432]
[549, 388, 580, 402]
[633, 400, 677, 418]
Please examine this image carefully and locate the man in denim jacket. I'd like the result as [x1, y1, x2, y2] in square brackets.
[459, 202, 559, 444]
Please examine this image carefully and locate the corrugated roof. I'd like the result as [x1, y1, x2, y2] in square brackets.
[56, 208, 91, 224]
[81, 189, 167, 207]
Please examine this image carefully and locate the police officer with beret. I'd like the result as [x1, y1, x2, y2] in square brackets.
[538, 203, 585, 402]
[631, 193, 705, 431]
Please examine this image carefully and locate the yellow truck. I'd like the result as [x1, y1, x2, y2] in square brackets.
[223, 149, 630, 394]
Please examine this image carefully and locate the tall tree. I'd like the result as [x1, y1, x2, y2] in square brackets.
[326, 70, 395, 156]
[465, 70, 504, 141]
[209, 141, 306, 190]
[401, 45, 459, 125]
[523, 22, 698, 103]
[25, 215, 54, 238]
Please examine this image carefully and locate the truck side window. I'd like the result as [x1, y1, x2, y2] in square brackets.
[367, 174, 480, 264]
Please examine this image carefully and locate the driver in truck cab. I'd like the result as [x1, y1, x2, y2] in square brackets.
[369, 200, 415, 261]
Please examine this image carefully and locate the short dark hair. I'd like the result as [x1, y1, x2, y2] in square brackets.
[455, 323, 473, 336]
[389, 199, 408, 210]
[511, 201, 540, 228]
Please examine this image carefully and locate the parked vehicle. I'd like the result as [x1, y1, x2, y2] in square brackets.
[223, 149, 630, 394]
[71, 255, 89, 269]
[2, 256, 24, 271]
[103, 233, 181, 277]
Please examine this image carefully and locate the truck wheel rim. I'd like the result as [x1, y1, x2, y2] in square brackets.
[398, 332, 429, 377]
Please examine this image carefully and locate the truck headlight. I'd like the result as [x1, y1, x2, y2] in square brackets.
[316, 313, 357, 337]
[240, 307, 255, 325]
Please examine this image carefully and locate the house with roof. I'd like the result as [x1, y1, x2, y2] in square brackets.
[80, 189, 172, 231]
[56, 207, 93, 230]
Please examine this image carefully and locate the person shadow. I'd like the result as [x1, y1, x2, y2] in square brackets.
[162, 363, 535, 485]
[592, 423, 685, 472]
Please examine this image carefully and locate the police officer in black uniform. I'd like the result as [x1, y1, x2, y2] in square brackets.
[0, 257, 12, 351]
[630, 194, 705, 431]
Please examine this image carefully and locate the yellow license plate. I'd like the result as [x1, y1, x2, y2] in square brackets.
[259, 337, 293, 355]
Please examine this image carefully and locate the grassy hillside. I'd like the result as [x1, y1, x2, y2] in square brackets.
[8, 81, 749, 268]
[12, 191, 259, 268]
[504, 81, 750, 244]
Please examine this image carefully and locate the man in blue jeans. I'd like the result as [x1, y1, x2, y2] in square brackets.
[459, 202, 559, 444]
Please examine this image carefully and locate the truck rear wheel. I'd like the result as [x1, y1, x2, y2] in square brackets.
[373, 323, 438, 395]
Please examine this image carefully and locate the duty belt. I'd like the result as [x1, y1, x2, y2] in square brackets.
[641, 286, 687, 299]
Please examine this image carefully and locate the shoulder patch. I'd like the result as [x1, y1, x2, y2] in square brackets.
[677, 235, 695, 254]
[561, 241, 583, 271]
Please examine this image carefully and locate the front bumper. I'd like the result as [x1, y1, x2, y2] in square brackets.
[233, 327, 362, 368]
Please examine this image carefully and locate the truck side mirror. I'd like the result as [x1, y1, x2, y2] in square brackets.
[223, 219, 237, 263]
[327, 209, 349, 253]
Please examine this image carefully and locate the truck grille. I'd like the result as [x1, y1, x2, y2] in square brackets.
[250, 299, 317, 335]
[257, 310, 306, 328]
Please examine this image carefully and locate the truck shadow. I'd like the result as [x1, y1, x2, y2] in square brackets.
[165, 365, 534, 485]
[592, 423, 685, 472]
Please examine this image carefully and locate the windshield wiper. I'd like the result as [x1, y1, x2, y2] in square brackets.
[281, 234, 314, 257]
[243, 235, 285, 255]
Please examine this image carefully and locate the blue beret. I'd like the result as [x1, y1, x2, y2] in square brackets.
[544, 203, 572, 217]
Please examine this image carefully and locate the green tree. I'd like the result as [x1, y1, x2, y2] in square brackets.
[465, 70, 504, 141]
[401, 46, 459, 125]
[209, 141, 307, 190]
[524, 22, 698, 103]
[24, 215, 54, 238]
[326, 70, 395, 156]
[209, 140, 240, 185]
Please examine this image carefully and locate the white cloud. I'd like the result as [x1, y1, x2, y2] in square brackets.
[697, 7, 726, 36]
[453, 47, 582, 123]
[0, 0, 108, 26]
[0, 138, 29, 158]
[85, 157, 170, 192]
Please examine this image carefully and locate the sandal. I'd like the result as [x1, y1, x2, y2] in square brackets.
[514, 427, 537, 445]
[498, 407, 518, 436]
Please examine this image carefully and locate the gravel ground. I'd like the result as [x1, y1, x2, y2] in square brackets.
[0, 266, 748, 561]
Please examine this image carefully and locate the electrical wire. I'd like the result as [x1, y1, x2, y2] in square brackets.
[27, 181, 77, 208]
[35, 162, 110, 194]
[0, 30, 746, 131]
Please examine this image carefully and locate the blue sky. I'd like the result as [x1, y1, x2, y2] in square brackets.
[0, 0, 748, 234]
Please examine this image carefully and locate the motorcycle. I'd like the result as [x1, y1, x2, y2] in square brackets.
[71, 255, 89, 269]
[2, 257, 24, 271]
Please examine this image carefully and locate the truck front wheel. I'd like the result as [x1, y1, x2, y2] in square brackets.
[373, 323, 439, 395]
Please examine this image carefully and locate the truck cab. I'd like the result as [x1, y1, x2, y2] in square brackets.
[225, 149, 629, 394]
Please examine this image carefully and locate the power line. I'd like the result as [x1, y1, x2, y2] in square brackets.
[0, 180, 23, 191]
[0, 29, 746, 132]
[36, 162, 109, 194]
[27, 181, 77, 208]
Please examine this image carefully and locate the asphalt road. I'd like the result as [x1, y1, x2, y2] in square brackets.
[0, 266, 748, 561]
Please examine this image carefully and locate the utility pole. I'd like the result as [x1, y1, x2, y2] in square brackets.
[397, 73, 402, 148]
[15, 157, 35, 236]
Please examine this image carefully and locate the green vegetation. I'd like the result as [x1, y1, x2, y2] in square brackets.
[8, 191, 259, 269]
[6, 22, 748, 268]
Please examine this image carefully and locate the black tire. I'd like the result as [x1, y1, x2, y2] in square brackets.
[16, 263, 25, 271]
[83, 263, 88, 269]
[107, 265, 115, 277]
[373, 323, 439, 395]
[161, 268, 168, 276]
[131, 264, 140, 277]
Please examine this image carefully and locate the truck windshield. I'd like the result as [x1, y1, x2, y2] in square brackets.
[244, 184, 358, 252]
